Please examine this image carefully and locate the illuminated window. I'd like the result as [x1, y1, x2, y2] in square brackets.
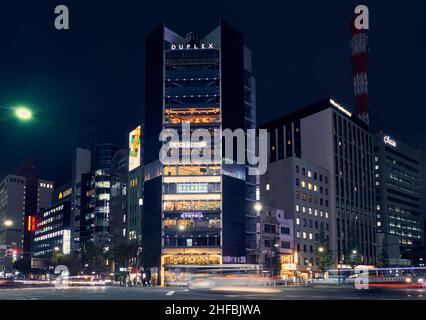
[266, 184, 270, 191]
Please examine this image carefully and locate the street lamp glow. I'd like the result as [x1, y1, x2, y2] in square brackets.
[15, 107, 32, 121]
[54, 247, 60, 252]
[178, 224, 186, 231]
[254, 202, 263, 212]
[3, 220, 13, 227]
[352, 250, 357, 255]
[318, 247, 324, 253]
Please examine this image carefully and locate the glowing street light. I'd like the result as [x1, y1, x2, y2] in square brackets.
[3, 220, 13, 227]
[15, 107, 32, 121]
[0, 105, 33, 121]
[352, 250, 357, 255]
[318, 247, 324, 253]
[54, 247, 60, 252]
[254, 202, 263, 212]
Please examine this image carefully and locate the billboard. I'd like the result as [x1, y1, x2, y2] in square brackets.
[129, 126, 141, 172]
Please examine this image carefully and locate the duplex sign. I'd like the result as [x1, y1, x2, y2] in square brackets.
[171, 43, 214, 50]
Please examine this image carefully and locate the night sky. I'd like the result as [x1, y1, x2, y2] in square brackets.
[0, 0, 425, 189]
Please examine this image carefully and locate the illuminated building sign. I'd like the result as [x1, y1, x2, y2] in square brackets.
[330, 99, 352, 117]
[27, 215, 36, 232]
[180, 212, 203, 219]
[171, 43, 214, 50]
[62, 229, 71, 254]
[384, 135, 397, 148]
[177, 183, 208, 193]
[129, 126, 142, 172]
[58, 188, 72, 200]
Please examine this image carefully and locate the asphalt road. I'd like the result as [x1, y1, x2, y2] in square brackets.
[0, 285, 426, 300]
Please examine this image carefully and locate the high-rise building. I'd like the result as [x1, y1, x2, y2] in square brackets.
[128, 126, 143, 247]
[109, 149, 129, 246]
[33, 201, 71, 258]
[374, 132, 424, 263]
[260, 98, 376, 266]
[70, 147, 92, 252]
[143, 20, 257, 283]
[93, 143, 119, 247]
[79, 172, 96, 246]
[0, 170, 53, 274]
[260, 157, 331, 277]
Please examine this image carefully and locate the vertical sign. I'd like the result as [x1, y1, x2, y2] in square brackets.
[129, 126, 141, 172]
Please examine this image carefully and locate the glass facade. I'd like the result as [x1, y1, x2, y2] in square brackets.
[162, 45, 223, 263]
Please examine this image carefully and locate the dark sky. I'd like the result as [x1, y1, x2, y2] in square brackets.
[0, 0, 425, 187]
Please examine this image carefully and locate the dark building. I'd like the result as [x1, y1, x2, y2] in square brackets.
[93, 143, 119, 247]
[374, 132, 424, 263]
[79, 172, 96, 247]
[260, 98, 376, 266]
[143, 20, 257, 284]
[109, 149, 129, 246]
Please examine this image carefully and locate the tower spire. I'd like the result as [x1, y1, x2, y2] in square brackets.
[350, 18, 369, 125]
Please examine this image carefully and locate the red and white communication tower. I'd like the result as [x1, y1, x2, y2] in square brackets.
[350, 19, 369, 125]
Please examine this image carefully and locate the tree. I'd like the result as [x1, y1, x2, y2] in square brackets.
[109, 241, 139, 270]
[50, 251, 81, 275]
[13, 258, 31, 276]
[81, 244, 107, 273]
[348, 223, 363, 267]
[315, 225, 334, 275]
[377, 236, 389, 268]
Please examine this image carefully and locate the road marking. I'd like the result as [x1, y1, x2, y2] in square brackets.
[166, 290, 175, 296]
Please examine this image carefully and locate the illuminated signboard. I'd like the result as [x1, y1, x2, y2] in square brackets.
[330, 99, 352, 117]
[384, 135, 397, 148]
[58, 188, 72, 200]
[27, 215, 36, 232]
[180, 212, 204, 219]
[177, 183, 208, 193]
[129, 126, 141, 172]
[171, 43, 214, 50]
[63, 229, 71, 254]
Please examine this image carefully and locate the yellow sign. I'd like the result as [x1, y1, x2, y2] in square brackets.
[129, 126, 141, 172]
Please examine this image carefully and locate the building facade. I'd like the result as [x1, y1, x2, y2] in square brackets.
[128, 126, 143, 247]
[0, 172, 53, 274]
[93, 143, 119, 247]
[260, 98, 376, 266]
[109, 149, 129, 246]
[33, 201, 71, 258]
[256, 207, 293, 277]
[261, 157, 331, 277]
[143, 20, 257, 283]
[374, 132, 424, 262]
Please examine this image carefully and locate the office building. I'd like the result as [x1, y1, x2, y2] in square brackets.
[260, 98, 376, 266]
[374, 132, 424, 262]
[93, 143, 119, 247]
[0, 168, 53, 274]
[33, 201, 71, 258]
[261, 157, 331, 277]
[70, 147, 92, 252]
[143, 20, 257, 282]
[110, 149, 129, 246]
[128, 126, 143, 246]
